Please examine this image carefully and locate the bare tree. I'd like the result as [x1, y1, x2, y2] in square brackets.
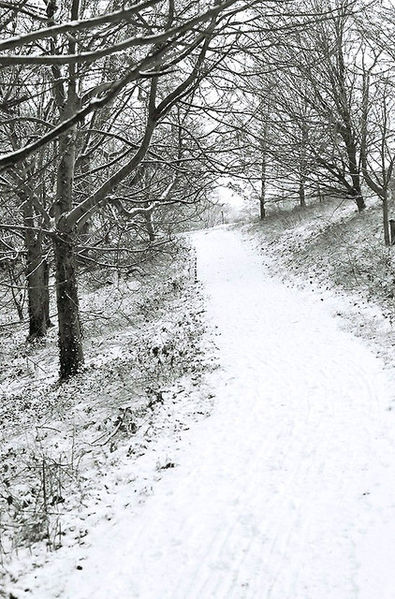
[0, 0, 255, 377]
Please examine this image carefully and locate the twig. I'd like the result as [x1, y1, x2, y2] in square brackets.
[91, 406, 133, 446]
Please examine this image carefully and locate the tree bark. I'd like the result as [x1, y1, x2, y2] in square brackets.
[389, 219, 395, 246]
[343, 125, 365, 212]
[144, 203, 156, 241]
[260, 196, 266, 220]
[350, 186, 365, 212]
[43, 258, 51, 328]
[54, 231, 84, 379]
[22, 194, 50, 340]
[383, 192, 390, 246]
[54, 123, 84, 379]
[259, 120, 268, 220]
[7, 262, 24, 322]
[51, 0, 84, 379]
[298, 178, 306, 208]
[26, 236, 49, 339]
[260, 148, 267, 219]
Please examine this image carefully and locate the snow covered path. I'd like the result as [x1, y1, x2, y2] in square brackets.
[24, 228, 395, 598]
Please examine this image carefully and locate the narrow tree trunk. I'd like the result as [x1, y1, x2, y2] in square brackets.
[144, 205, 156, 242]
[299, 126, 308, 209]
[7, 262, 24, 322]
[383, 192, 390, 246]
[54, 126, 83, 378]
[22, 194, 50, 340]
[335, 36, 366, 214]
[26, 236, 49, 340]
[260, 130, 267, 220]
[260, 192, 266, 219]
[43, 258, 52, 328]
[349, 184, 365, 213]
[344, 132, 365, 212]
[49, 0, 83, 379]
[389, 219, 395, 246]
[54, 231, 84, 379]
[299, 178, 306, 208]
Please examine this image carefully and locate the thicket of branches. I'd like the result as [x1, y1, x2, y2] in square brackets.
[0, 0, 393, 378]
[201, 0, 394, 222]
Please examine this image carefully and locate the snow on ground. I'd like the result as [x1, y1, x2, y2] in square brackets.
[241, 198, 395, 368]
[0, 242, 217, 593]
[8, 227, 395, 598]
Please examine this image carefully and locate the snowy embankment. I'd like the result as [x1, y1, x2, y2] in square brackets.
[9, 227, 395, 598]
[242, 198, 395, 367]
[1, 241, 217, 595]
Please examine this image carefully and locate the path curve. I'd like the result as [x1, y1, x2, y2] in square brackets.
[24, 228, 395, 598]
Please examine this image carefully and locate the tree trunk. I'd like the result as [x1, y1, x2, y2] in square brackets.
[383, 193, 390, 246]
[299, 179, 306, 208]
[49, 0, 83, 379]
[260, 191, 266, 219]
[344, 130, 365, 212]
[43, 258, 52, 328]
[54, 125, 84, 379]
[260, 129, 267, 220]
[144, 205, 156, 241]
[54, 231, 84, 379]
[26, 236, 49, 340]
[7, 262, 24, 322]
[389, 219, 395, 246]
[21, 194, 50, 340]
[349, 183, 365, 213]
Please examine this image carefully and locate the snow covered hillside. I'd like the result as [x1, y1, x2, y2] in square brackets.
[244, 198, 395, 368]
[6, 225, 395, 599]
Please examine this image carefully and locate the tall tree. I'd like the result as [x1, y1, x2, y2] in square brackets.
[0, 0, 255, 377]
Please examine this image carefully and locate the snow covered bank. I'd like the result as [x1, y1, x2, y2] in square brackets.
[9, 227, 395, 598]
[1, 242, 217, 594]
[243, 199, 395, 369]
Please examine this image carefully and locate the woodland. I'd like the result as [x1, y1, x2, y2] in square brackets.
[0, 0, 393, 377]
[0, 0, 395, 594]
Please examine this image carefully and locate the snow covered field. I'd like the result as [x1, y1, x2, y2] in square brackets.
[9, 227, 395, 598]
